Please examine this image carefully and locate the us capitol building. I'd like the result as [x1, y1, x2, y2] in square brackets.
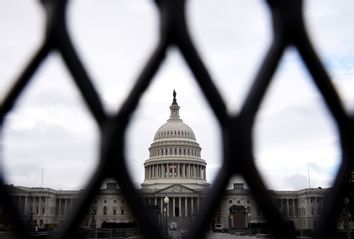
[5, 91, 327, 234]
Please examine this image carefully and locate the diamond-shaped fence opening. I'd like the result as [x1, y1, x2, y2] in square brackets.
[187, 0, 272, 112]
[126, 49, 222, 188]
[0, 0, 43, 104]
[67, 0, 158, 113]
[2, 54, 99, 190]
[254, 50, 341, 191]
[0, 0, 353, 239]
[304, 0, 354, 114]
[74, 180, 141, 238]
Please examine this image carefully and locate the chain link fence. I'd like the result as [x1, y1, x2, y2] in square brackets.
[1, 0, 353, 239]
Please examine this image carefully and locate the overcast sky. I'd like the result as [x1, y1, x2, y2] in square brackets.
[0, 0, 353, 191]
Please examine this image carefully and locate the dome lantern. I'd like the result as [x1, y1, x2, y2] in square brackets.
[169, 90, 180, 119]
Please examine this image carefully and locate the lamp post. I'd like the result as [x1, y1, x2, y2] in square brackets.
[344, 198, 352, 239]
[246, 207, 251, 235]
[164, 196, 169, 238]
[90, 209, 96, 229]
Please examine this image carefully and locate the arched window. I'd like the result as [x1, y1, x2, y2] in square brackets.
[103, 206, 107, 215]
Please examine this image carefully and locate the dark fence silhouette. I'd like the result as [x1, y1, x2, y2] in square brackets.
[0, 0, 353, 239]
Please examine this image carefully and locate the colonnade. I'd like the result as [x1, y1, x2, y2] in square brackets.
[11, 195, 75, 217]
[277, 199, 296, 217]
[145, 163, 206, 180]
[12, 195, 49, 216]
[147, 196, 200, 217]
[150, 146, 201, 158]
[56, 198, 75, 216]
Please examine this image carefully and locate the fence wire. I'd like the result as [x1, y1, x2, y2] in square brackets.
[0, 0, 354, 239]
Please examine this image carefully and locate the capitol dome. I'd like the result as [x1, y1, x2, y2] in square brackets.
[142, 91, 208, 190]
[153, 114, 196, 141]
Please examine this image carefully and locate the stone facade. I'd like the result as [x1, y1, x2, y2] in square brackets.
[215, 183, 327, 232]
[6, 91, 327, 234]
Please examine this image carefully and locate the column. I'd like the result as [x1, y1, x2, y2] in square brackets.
[173, 197, 176, 217]
[177, 164, 180, 177]
[185, 197, 188, 217]
[32, 197, 35, 213]
[197, 197, 200, 213]
[160, 198, 163, 214]
[69, 199, 73, 213]
[155, 197, 157, 206]
[64, 199, 67, 215]
[191, 198, 194, 215]
[58, 198, 61, 216]
[179, 197, 182, 217]
[38, 196, 42, 216]
[24, 196, 28, 214]
[182, 164, 185, 177]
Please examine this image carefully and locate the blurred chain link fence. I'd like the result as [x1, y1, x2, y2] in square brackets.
[1, 0, 353, 238]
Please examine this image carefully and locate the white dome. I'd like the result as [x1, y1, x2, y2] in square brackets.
[153, 118, 196, 141]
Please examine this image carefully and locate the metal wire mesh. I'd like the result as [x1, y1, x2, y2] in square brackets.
[0, 0, 353, 238]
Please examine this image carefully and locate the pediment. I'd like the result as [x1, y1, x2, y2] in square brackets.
[156, 184, 196, 194]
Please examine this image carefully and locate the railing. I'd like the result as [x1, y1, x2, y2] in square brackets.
[0, 0, 353, 239]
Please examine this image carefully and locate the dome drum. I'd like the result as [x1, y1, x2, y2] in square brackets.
[149, 147, 201, 158]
